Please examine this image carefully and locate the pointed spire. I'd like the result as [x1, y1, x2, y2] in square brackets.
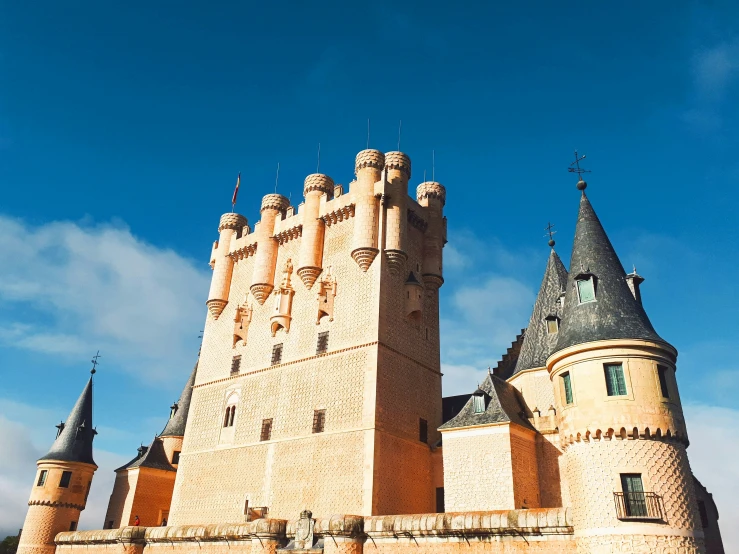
[39, 375, 96, 466]
[513, 249, 568, 374]
[159, 359, 198, 438]
[554, 190, 665, 352]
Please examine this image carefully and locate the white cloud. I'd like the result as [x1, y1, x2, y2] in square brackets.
[692, 41, 739, 102]
[0, 215, 210, 381]
[684, 404, 739, 553]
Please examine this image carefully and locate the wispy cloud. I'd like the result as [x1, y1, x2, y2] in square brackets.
[0, 215, 210, 382]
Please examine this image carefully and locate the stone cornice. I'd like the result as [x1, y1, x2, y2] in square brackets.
[29, 499, 85, 511]
[320, 204, 355, 226]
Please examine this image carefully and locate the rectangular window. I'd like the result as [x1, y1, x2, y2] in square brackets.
[271, 343, 283, 366]
[698, 500, 709, 528]
[657, 365, 670, 399]
[312, 410, 326, 433]
[620, 473, 647, 517]
[316, 332, 329, 355]
[576, 278, 596, 303]
[472, 395, 485, 413]
[546, 318, 559, 334]
[231, 355, 241, 375]
[562, 372, 573, 405]
[435, 487, 445, 513]
[59, 471, 72, 488]
[37, 470, 48, 487]
[604, 364, 627, 396]
[172, 451, 181, 464]
[69, 521, 77, 531]
[419, 418, 428, 443]
[260, 418, 273, 441]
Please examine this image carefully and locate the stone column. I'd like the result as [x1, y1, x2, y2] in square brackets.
[351, 150, 384, 271]
[383, 152, 411, 275]
[250, 194, 289, 304]
[297, 173, 334, 288]
[207, 213, 247, 319]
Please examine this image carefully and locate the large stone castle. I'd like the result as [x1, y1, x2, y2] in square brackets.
[16, 150, 725, 553]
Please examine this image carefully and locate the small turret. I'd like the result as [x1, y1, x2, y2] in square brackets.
[297, 174, 334, 288]
[159, 359, 198, 463]
[350, 149, 384, 271]
[416, 181, 446, 289]
[18, 372, 98, 554]
[207, 213, 248, 319]
[383, 152, 411, 275]
[250, 194, 290, 304]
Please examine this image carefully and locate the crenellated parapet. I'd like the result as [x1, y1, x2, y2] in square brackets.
[416, 181, 446, 206]
[355, 148, 385, 173]
[260, 193, 290, 214]
[218, 212, 248, 232]
[303, 173, 335, 196]
[384, 151, 411, 179]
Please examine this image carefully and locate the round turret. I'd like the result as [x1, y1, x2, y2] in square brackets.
[218, 213, 248, 232]
[384, 151, 411, 179]
[303, 173, 335, 196]
[416, 181, 446, 206]
[260, 194, 290, 213]
[354, 149, 385, 174]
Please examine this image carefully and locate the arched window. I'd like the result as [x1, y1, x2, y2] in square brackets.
[223, 406, 231, 428]
[229, 406, 236, 427]
[222, 392, 239, 428]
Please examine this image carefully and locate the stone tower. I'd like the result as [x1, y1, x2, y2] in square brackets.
[18, 372, 97, 554]
[547, 180, 704, 552]
[103, 361, 197, 528]
[168, 149, 446, 524]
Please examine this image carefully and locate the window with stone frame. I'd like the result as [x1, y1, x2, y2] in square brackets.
[604, 363, 627, 396]
[657, 365, 670, 399]
[37, 470, 48, 487]
[545, 315, 560, 334]
[562, 372, 574, 405]
[312, 410, 326, 433]
[419, 418, 428, 443]
[316, 332, 329, 355]
[576, 276, 596, 303]
[59, 471, 72, 488]
[260, 418, 273, 441]
[271, 343, 283, 365]
[231, 355, 241, 375]
[472, 394, 485, 413]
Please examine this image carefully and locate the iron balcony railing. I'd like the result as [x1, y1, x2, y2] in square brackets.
[614, 492, 664, 521]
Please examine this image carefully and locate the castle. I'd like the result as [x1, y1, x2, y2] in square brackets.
[16, 149, 725, 553]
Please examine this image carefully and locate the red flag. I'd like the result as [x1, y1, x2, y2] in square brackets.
[231, 173, 241, 207]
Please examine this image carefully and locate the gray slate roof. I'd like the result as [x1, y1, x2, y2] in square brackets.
[512, 250, 568, 375]
[39, 376, 96, 466]
[439, 373, 535, 431]
[491, 329, 526, 380]
[160, 360, 198, 437]
[116, 437, 175, 472]
[554, 192, 666, 353]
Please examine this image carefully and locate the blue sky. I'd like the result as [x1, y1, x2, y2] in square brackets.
[0, 0, 737, 545]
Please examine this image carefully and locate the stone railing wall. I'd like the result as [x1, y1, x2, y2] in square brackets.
[55, 509, 575, 554]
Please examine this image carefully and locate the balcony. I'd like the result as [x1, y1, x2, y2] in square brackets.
[613, 492, 664, 521]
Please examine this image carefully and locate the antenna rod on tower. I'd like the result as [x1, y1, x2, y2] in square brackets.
[317, 143, 321, 173]
[432, 150, 435, 182]
[275, 162, 280, 193]
[366, 119, 370, 149]
[397, 120, 402, 151]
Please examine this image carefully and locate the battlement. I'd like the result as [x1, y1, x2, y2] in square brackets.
[384, 151, 411, 178]
[303, 173, 335, 196]
[354, 148, 385, 173]
[217, 213, 248, 232]
[260, 193, 290, 213]
[416, 181, 446, 206]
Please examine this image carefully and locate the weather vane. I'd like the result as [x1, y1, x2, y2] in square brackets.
[90, 351, 101, 375]
[544, 222, 557, 247]
[568, 150, 590, 183]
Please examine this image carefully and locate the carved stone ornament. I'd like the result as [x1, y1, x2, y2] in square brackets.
[233, 300, 253, 347]
[270, 258, 295, 336]
[316, 269, 337, 325]
[294, 510, 315, 549]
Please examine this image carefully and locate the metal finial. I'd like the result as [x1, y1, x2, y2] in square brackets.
[90, 351, 101, 375]
[316, 143, 321, 173]
[544, 222, 557, 248]
[568, 150, 590, 190]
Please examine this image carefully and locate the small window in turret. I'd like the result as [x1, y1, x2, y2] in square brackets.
[545, 316, 560, 334]
[657, 365, 670, 399]
[562, 373, 573, 405]
[69, 521, 77, 531]
[59, 471, 72, 488]
[576, 277, 596, 303]
[604, 364, 627, 396]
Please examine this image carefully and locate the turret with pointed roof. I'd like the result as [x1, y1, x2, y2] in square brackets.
[554, 185, 666, 353]
[39, 375, 97, 466]
[160, 360, 198, 438]
[512, 249, 568, 375]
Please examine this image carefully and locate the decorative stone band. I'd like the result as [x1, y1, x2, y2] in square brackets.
[561, 425, 689, 450]
[321, 204, 355, 226]
[407, 209, 429, 232]
[384, 151, 411, 179]
[303, 173, 335, 195]
[355, 149, 385, 174]
[260, 194, 290, 213]
[364, 508, 572, 539]
[218, 213, 248, 232]
[229, 241, 258, 261]
[273, 225, 302, 245]
[56, 526, 147, 546]
[28, 499, 85, 511]
[416, 181, 446, 206]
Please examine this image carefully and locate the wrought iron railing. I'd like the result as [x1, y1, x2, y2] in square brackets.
[613, 492, 664, 521]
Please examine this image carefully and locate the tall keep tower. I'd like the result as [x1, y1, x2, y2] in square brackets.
[547, 179, 704, 552]
[168, 150, 446, 524]
[18, 372, 97, 554]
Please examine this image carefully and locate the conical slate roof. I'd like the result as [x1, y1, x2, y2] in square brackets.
[115, 437, 175, 473]
[39, 376, 97, 466]
[439, 373, 534, 431]
[513, 249, 568, 375]
[159, 360, 198, 437]
[554, 191, 665, 353]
